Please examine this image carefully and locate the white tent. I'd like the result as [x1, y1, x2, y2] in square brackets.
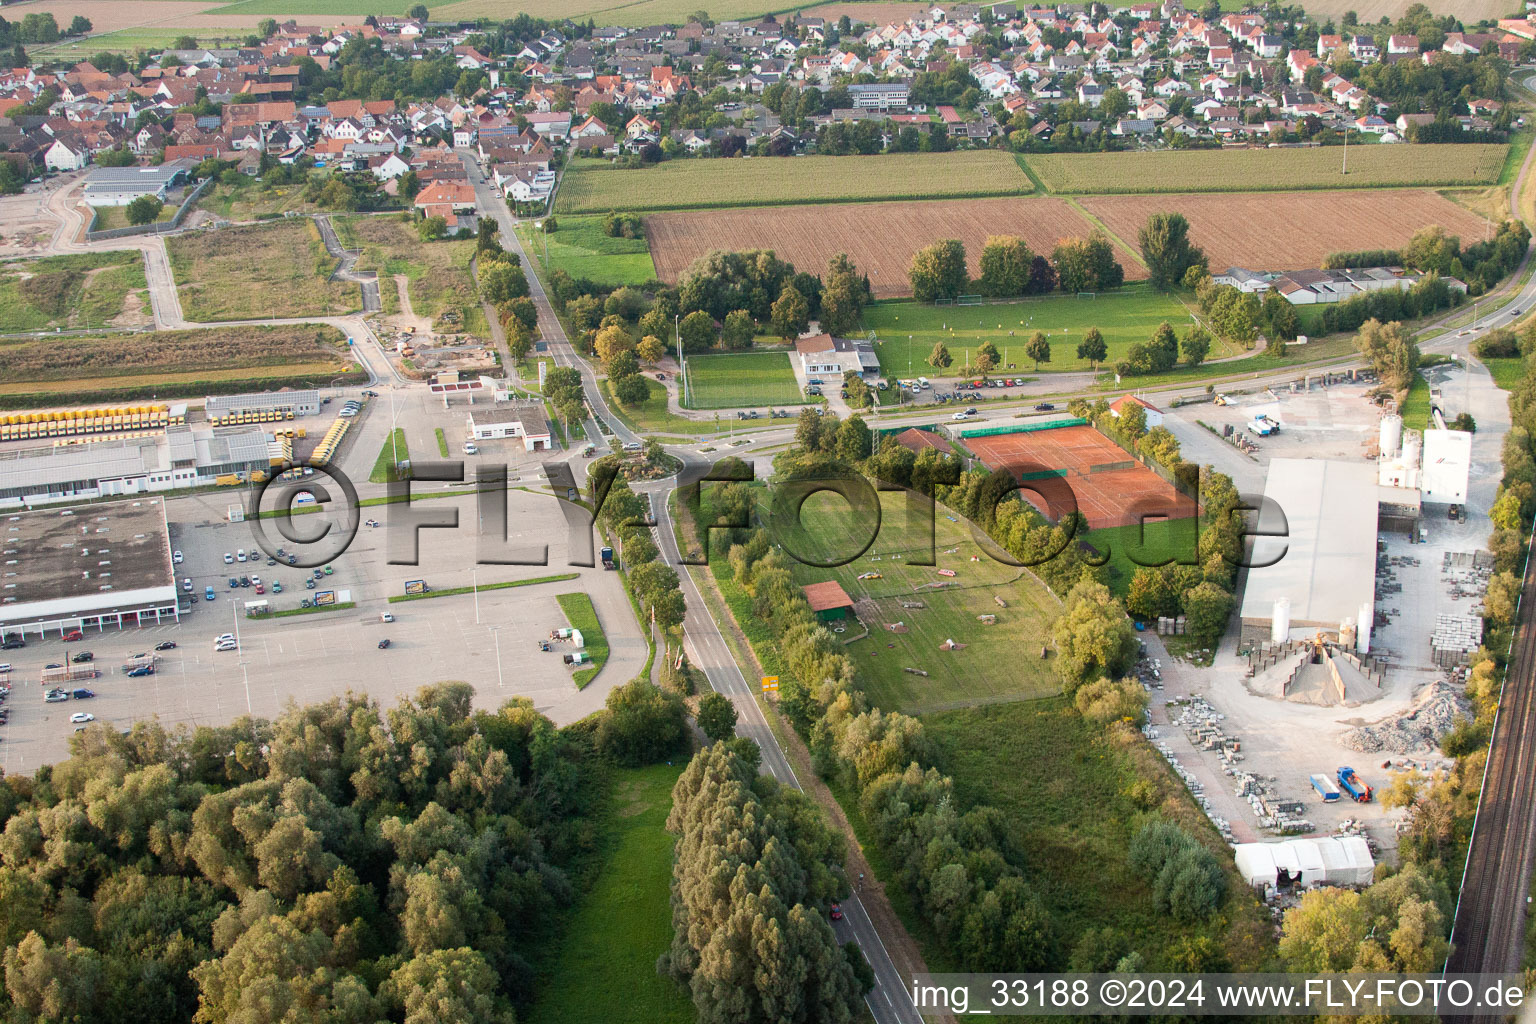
[1233, 836, 1375, 888]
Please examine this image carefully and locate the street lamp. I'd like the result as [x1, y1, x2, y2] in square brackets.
[489, 625, 504, 689]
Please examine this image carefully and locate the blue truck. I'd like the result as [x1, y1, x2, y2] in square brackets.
[1336, 766, 1373, 803]
[1310, 773, 1341, 802]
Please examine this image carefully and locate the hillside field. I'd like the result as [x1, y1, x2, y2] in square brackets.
[556, 151, 1031, 213]
[1026, 144, 1507, 194]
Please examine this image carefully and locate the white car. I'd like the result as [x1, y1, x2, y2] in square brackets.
[250, 576, 261, 586]
[213, 633, 235, 645]
[236, 549, 247, 562]
[69, 712, 94, 724]
[173, 549, 183, 564]
[223, 552, 234, 564]
[463, 443, 479, 455]
[182, 578, 192, 591]
[215, 640, 238, 652]
[952, 410, 974, 421]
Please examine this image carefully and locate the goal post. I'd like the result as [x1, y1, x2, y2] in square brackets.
[1076, 291, 1097, 299]
[957, 294, 983, 306]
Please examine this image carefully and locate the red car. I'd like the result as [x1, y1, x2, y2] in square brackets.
[62, 630, 83, 642]
[829, 903, 843, 921]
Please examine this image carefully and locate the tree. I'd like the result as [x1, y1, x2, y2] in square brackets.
[974, 341, 999, 374]
[607, 350, 640, 381]
[613, 374, 650, 405]
[795, 407, 823, 452]
[978, 235, 1034, 297]
[1126, 566, 1179, 620]
[1182, 581, 1233, 648]
[1263, 290, 1299, 340]
[835, 414, 873, 461]
[1052, 233, 1124, 294]
[1138, 212, 1207, 291]
[928, 341, 953, 369]
[637, 335, 666, 365]
[770, 285, 810, 341]
[418, 215, 448, 241]
[594, 323, 634, 365]
[1050, 579, 1138, 691]
[1076, 327, 1107, 369]
[1354, 318, 1419, 391]
[596, 680, 687, 766]
[696, 692, 738, 743]
[408, 3, 430, 19]
[1181, 325, 1212, 367]
[908, 239, 968, 302]
[678, 310, 717, 353]
[478, 257, 528, 306]
[1023, 330, 1051, 370]
[820, 253, 867, 336]
[173, 35, 197, 50]
[257, 17, 278, 37]
[67, 15, 92, 36]
[125, 195, 163, 225]
[721, 309, 755, 350]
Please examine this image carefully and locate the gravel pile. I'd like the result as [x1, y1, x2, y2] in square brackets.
[1341, 680, 1470, 754]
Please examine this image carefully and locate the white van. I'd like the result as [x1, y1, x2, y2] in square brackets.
[463, 442, 479, 456]
[918, 377, 931, 389]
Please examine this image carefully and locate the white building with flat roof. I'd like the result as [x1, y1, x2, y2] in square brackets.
[1239, 459, 1378, 639]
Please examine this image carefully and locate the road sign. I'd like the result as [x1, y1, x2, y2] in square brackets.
[761, 675, 779, 692]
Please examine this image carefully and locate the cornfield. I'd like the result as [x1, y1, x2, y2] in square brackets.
[1026, 144, 1508, 194]
[0, 324, 350, 382]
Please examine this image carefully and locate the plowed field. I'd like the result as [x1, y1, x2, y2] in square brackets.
[1079, 189, 1491, 273]
[647, 197, 1144, 298]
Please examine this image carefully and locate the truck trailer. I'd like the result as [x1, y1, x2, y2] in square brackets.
[1309, 773, 1341, 802]
[601, 546, 615, 570]
[40, 664, 99, 684]
[1336, 766, 1373, 803]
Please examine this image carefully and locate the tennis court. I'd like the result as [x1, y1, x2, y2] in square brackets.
[962, 421, 1193, 530]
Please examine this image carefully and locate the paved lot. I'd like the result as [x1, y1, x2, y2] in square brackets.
[0, 460, 645, 773]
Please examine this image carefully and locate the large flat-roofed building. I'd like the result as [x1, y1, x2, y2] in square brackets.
[1239, 459, 1377, 643]
[0, 427, 274, 507]
[205, 389, 321, 424]
[81, 160, 193, 206]
[0, 499, 178, 638]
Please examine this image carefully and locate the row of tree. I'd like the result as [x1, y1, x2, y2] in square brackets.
[1327, 221, 1529, 297]
[909, 234, 1125, 304]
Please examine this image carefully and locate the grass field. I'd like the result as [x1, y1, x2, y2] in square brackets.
[192, 178, 318, 221]
[1399, 371, 1434, 430]
[31, 27, 249, 58]
[516, 215, 657, 287]
[368, 428, 410, 484]
[168, 219, 357, 321]
[0, 323, 351, 395]
[0, 251, 147, 332]
[557, 592, 610, 689]
[780, 490, 1063, 714]
[863, 285, 1226, 378]
[89, 204, 174, 231]
[1080, 519, 1202, 601]
[436, 0, 799, 27]
[207, 0, 411, 13]
[556, 151, 1031, 213]
[1026, 145, 1508, 194]
[334, 214, 483, 331]
[683, 351, 807, 409]
[924, 698, 1271, 967]
[1483, 356, 1527, 392]
[604, 376, 717, 435]
[524, 762, 693, 1024]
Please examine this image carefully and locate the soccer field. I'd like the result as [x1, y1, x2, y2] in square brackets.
[863, 285, 1223, 377]
[682, 351, 807, 409]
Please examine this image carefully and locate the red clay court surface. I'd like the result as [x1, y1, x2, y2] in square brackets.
[963, 424, 1193, 530]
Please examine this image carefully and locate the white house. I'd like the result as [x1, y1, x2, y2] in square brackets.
[44, 137, 90, 172]
[466, 404, 553, 451]
[1110, 394, 1164, 428]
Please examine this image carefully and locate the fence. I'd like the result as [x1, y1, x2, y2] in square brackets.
[957, 416, 1088, 438]
[84, 176, 214, 242]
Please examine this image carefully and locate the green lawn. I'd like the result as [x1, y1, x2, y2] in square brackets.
[0, 251, 146, 332]
[525, 762, 693, 1024]
[1483, 356, 1527, 392]
[863, 285, 1225, 378]
[31, 27, 250, 58]
[557, 592, 610, 689]
[1399, 372, 1434, 431]
[779, 490, 1062, 714]
[604, 377, 717, 435]
[517, 216, 657, 287]
[368, 428, 410, 484]
[89, 204, 174, 231]
[683, 351, 807, 410]
[1081, 519, 1202, 602]
[924, 699, 1272, 968]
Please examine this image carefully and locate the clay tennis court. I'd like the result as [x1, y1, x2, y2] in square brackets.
[962, 422, 1193, 530]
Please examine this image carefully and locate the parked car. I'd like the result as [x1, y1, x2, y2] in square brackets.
[223, 552, 234, 564]
[0, 639, 24, 650]
[1034, 402, 1055, 411]
[154, 641, 177, 651]
[71, 651, 93, 663]
[206, 586, 216, 601]
[70, 689, 93, 699]
[378, 639, 391, 649]
[182, 578, 193, 592]
[44, 691, 68, 703]
[236, 549, 247, 562]
[213, 634, 235, 645]
[126, 665, 154, 677]
[240, 576, 250, 587]
[172, 549, 183, 564]
[70, 712, 97, 725]
[63, 630, 83, 641]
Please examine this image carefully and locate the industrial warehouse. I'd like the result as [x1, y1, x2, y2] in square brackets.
[0, 499, 178, 638]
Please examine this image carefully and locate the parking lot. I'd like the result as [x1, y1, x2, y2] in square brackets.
[0, 464, 646, 773]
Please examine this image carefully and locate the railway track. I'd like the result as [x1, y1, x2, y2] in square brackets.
[1445, 540, 1536, 991]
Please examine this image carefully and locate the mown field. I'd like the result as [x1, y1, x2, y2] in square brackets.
[604, 376, 717, 436]
[557, 591, 611, 689]
[0, 323, 353, 395]
[168, 219, 357, 321]
[780, 490, 1063, 714]
[684, 351, 807, 409]
[524, 763, 693, 1024]
[557, 151, 1031, 213]
[1080, 189, 1492, 275]
[863, 285, 1223, 377]
[924, 699, 1272, 966]
[0, 251, 147, 332]
[517, 215, 657, 287]
[648, 195, 1134, 299]
[435, 0, 791, 27]
[89, 203, 175, 231]
[334, 214, 484, 332]
[1026, 144, 1507, 194]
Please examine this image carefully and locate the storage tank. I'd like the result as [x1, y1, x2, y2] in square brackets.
[1357, 600, 1372, 654]
[1403, 429, 1422, 470]
[1339, 617, 1357, 651]
[1379, 414, 1402, 457]
[1272, 597, 1292, 645]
